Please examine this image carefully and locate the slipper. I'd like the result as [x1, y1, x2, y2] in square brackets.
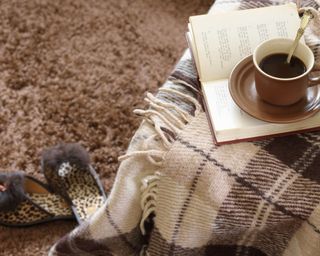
[0, 171, 74, 227]
[41, 143, 107, 223]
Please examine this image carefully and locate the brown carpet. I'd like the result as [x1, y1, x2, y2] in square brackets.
[0, 0, 212, 255]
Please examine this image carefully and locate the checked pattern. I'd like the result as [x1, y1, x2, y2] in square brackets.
[146, 112, 320, 255]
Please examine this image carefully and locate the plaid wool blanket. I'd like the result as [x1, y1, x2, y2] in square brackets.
[50, 0, 320, 255]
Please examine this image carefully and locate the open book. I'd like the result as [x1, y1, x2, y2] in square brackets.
[188, 3, 320, 145]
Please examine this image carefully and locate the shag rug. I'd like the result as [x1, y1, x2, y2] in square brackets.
[0, 0, 212, 255]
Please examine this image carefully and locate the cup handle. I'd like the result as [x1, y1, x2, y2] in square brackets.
[308, 73, 320, 87]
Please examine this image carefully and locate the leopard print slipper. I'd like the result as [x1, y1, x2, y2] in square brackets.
[0, 172, 74, 227]
[41, 143, 107, 223]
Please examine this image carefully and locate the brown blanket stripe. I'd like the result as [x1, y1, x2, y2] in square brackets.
[177, 137, 320, 234]
[168, 149, 213, 255]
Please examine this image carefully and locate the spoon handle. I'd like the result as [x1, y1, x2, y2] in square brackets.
[286, 10, 313, 64]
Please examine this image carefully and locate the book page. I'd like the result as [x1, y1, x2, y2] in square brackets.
[202, 80, 265, 132]
[189, 4, 301, 82]
[186, 30, 200, 76]
[202, 80, 320, 143]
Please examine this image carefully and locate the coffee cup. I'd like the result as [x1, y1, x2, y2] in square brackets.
[253, 38, 320, 106]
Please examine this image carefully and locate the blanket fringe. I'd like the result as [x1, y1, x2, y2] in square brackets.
[145, 92, 191, 123]
[118, 87, 199, 242]
[139, 174, 160, 235]
[134, 109, 182, 134]
[118, 150, 164, 166]
[118, 87, 200, 164]
[168, 78, 200, 94]
[159, 87, 202, 116]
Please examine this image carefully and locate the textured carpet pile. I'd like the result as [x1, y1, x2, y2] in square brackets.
[0, 0, 212, 255]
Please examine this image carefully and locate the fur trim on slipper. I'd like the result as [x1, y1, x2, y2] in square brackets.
[41, 143, 107, 223]
[41, 143, 90, 172]
[0, 172, 25, 212]
[41, 143, 91, 204]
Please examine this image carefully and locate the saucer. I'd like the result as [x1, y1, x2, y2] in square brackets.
[228, 55, 320, 123]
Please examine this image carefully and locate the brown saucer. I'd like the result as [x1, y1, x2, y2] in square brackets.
[228, 55, 320, 123]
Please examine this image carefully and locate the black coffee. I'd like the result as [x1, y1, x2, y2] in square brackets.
[259, 53, 306, 78]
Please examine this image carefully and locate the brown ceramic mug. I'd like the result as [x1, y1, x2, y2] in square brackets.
[253, 38, 320, 106]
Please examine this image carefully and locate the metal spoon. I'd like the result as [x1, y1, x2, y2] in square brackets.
[286, 10, 313, 64]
